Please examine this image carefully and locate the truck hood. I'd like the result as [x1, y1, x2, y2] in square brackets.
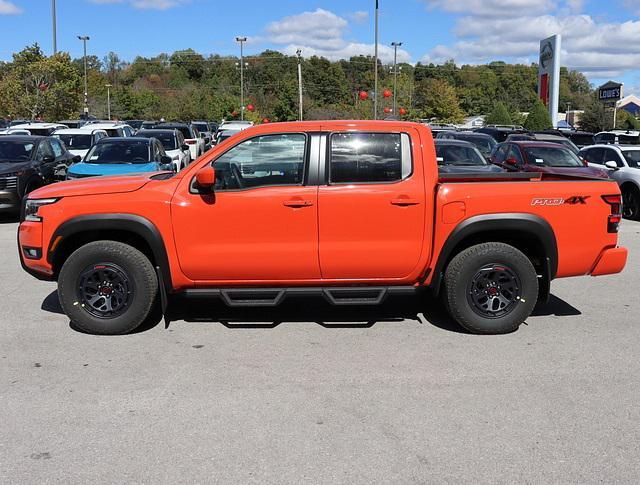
[29, 172, 157, 199]
[0, 161, 31, 175]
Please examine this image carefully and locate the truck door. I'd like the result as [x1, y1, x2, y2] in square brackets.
[318, 127, 429, 279]
[171, 130, 321, 282]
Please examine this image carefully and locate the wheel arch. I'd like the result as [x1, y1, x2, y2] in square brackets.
[48, 214, 172, 292]
[429, 213, 558, 296]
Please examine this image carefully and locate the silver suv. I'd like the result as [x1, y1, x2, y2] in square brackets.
[580, 144, 640, 220]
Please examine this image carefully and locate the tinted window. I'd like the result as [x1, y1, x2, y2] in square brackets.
[36, 141, 54, 159]
[104, 129, 121, 137]
[603, 148, 624, 167]
[138, 131, 177, 150]
[330, 133, 409, 183]
[85, 141, 150, 164]
[0, 140, 35, 161]
[493, 144, 509, 163]
[56, 134, 93, 150]
[455, 135, 495, 157]
[523, 147, 583, 167]
[213, 134, 306, 190]
[50, 139, 64, 157]
[581, 147, 604, 165]
[436, 144, 486, 166]
[622, 150, 640, 168]
[619, 134, 640, 145]
[193, 123, 208, 132]
[595, 133, 615, 144]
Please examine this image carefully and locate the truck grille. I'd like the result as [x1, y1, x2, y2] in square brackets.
[0, 177, 18, 190]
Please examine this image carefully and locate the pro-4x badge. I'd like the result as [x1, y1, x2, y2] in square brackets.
[531, 196, 591, 206]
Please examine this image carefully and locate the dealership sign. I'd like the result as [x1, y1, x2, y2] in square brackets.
[598, 81, 623, 102]
[538, 35, 561, 128]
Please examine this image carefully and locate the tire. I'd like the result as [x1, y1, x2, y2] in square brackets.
[443, 242, 538, 335]
[622, 186, 640, 221]
[58, 241, 158, 335]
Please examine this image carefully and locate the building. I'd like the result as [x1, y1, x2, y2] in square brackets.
[618, 94, 640, 116]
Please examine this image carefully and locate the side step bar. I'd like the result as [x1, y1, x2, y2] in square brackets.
[181, 286, 418, 307]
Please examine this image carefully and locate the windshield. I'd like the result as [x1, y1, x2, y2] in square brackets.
[193, 123, 208, 132]
[523, 147, 584, 167]
[85, 141, 150, 164]
[436, 144, 487, 166]
[622, 150, 640, 168]
[0, 140, 35, 161]
[137, 132, 176, 150]
[554, 138, 579, 154]
[456, 135, 495, 156]
[28, 128, 55, 136]
[55, 134, 92, 150]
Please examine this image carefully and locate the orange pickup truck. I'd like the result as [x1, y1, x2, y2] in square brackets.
[18, 121, 627, 335]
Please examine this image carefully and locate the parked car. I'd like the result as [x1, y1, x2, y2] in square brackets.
[476, 126, 528, 143]
[490, 141, 609, 178]
[579, 144, 640, 220]
[125, 120, 145, 132]
[140, 121, 158, 130]
[9, 122, 68, 136]
[435, 131, 497, 159]
[155, 122, 204, 160]
[506, 134, 536, 142]
[532, 133, 580, 154]
[594, 130, 640, 145]
[136, 129, 191, 171]
[84, 122, 135, 138]
[52, 128, 108, 159]
[214, 121, 253, 145]
[57, 120, 88, 129]
[19, 121, 627, 336]
[435, 140, 503, 174]
[0, 129, 32, 136]
[191, 121, 214, 149]
[0, 136, 77, 212]
[564, 130, 595, 148]
[66, 137, 173, 179]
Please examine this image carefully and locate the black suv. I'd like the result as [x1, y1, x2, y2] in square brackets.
[0, 136, 77, 213]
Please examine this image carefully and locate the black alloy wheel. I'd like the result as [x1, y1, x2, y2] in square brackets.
[467, 264, 522, 319]
[622, 188, 640, 220]
[77, 263, 132, 318]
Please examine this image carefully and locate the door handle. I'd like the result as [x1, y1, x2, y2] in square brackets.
[391, 198, 420, 206]
[283, 199, 314, 208]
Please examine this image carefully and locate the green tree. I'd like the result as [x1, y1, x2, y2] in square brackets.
[414, 78, 465, 123]
[616, 110, 640, 130]
[485, 102, 512, 125]
[524, 98, 553, 131]
[579, 97, 610, 132]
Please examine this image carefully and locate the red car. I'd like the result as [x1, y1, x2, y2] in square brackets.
[491, 141, 609, 178]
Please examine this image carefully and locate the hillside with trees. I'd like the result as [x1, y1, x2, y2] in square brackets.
[0, 43, 597, 125]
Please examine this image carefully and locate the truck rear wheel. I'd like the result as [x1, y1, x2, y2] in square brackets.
[58, 241, 158, 335]
[443, 242, 538, 334]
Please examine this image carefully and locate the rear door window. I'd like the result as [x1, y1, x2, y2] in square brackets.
[582, 147, 604, 165]
[329, 132, 412, 184]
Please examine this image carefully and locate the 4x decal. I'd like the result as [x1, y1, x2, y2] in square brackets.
[531, 196, 591, 206]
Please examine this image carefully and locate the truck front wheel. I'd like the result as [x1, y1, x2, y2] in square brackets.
[443, 242, 538, 334]
[58, 241, 158, 335]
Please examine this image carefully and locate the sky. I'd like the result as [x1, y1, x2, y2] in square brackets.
[0, 0, 639, 93]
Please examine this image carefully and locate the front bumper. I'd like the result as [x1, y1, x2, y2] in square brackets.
[17, 221, 55, 281]
[590, 247, 628, 276]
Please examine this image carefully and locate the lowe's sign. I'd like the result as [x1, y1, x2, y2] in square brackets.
[599, 82, 623, 102]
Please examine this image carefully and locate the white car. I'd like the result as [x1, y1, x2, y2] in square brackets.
[9, 122, 68, 136]
[154, 123, 204, 161]
[52, 128, 108, 159]
[83, 122, 136, 138]
[136, 128, 191, 171]
[580, 144, 640, 220]
[594, 130, 640, 145]
[215, 121, 253, 145]
[0, 128, 31, 136]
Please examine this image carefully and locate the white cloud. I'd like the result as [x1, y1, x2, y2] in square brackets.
[349, 10, 369, 23]
[420, 1, 640, 78]
[0, 0, 21, 14]
[89, 0, 188, 9]
[421, 0, 555, 18]
[266, 8, 411, 63]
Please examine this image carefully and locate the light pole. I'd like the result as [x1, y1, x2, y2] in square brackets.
[373, 0, 379, 120]
[77, 35, 90, 116]
[105, 84, 112, 120]
[296, 49, 303, 121]
[391, 41, 402, 115]
[51, 0, 57, 55]
[235, 36, 247, 120]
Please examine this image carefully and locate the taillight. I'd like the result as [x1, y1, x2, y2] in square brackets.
[185, 140, 196, 145]
[602, 194, 622, 233]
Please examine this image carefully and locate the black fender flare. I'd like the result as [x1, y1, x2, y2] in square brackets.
[429, 213, 558, 293]
[48, 214, 172, 293]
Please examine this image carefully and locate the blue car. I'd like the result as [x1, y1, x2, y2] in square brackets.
[66, 137, 174, 179]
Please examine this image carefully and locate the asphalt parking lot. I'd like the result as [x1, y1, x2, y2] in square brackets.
[1, 216, 639, 484]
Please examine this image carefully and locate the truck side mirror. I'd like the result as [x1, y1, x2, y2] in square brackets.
[195, 166, 216, 191]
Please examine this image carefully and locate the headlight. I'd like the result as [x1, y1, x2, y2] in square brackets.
[24, 198, 59, 222]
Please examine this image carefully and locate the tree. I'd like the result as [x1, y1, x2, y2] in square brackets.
[579, 97, 609, 132]
[524, 98, 553, 131]
[616, 110, 640, 131]
[485, 102, 512, 125]
[414, 78, 465, 123]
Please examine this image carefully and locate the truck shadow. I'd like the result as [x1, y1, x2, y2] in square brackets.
[42, 290, 582, 335]
[0, 213, 19, 224]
